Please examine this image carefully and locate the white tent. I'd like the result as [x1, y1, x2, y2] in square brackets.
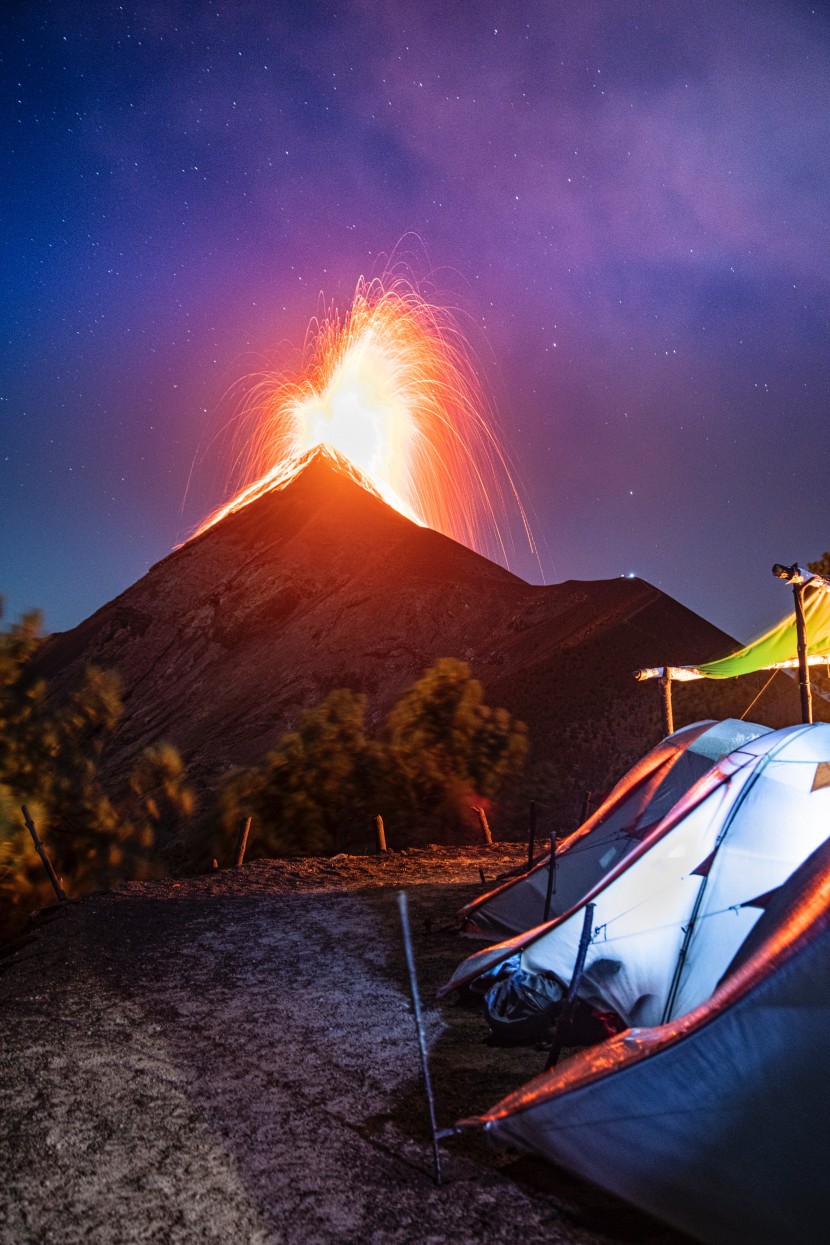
[441, 722, 830, 1029]
[459, 719, 770, 942]
[458, 833, 830, 1245]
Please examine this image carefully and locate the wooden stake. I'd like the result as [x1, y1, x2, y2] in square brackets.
[374, 814, 387, 853]
[234, 816, 252, 867]
[472, 805, 492, 846]
[793, 584, 813, 724]
[545, 901, 595, 1070]
[21, 806, 66, 903]
[580, 790, 593, 824]
[398, 891, 443, 1186]
[526, 800, 537, 871]
[542, 829, 557, 922]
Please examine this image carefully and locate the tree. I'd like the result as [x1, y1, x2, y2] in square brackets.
[221, 688, 378, 856]
[384, 658, 528, 841]
[220, 660, 529, 856]
[808, 552, 830, 579]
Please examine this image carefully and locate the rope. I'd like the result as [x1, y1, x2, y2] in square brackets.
[740, 666, 780, 720]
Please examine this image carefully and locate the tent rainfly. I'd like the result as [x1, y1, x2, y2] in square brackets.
[456, 833, 830, 1245]
[458, 719, 771, 943]
[440, 723, 830, 1029]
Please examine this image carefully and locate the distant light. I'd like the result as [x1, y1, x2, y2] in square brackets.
[627, 572, 636, 578]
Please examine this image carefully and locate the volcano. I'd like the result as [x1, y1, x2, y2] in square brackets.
[33, 446, 801, 842]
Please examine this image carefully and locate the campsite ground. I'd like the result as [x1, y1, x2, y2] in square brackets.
[0, 847, 693, 1244]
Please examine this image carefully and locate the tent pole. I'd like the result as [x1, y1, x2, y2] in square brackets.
[545, 902, 595, 1069]
[660, 668, 674, 736]
[793, 584, 813, 724]
[398, 891, 443, 1186]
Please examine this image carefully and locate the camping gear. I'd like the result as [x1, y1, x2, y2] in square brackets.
[441, 722, 830, 1030]
[457, 833, 830, 1245]
[458, 719, 770, 943]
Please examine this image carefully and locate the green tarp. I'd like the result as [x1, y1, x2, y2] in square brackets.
[699, 584, 830, 679]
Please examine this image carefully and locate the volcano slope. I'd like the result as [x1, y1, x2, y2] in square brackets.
[32, 445, 801, 850]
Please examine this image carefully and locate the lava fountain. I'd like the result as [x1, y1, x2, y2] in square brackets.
[192, 276, 537, 568]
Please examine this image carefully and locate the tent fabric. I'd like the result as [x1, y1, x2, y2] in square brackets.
[441, 723, 830, 1028]
[458, 719, 770, 943]
[462, 835, 830, 1245]
[696, 581, 830, 678]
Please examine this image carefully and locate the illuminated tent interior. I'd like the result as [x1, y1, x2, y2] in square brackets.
[440, 723, 830, 1029]
[457, 718, 771, 943]
[458, 833, 830, 1245]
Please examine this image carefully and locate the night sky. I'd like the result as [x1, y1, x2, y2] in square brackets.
[3, 1, 829, 645]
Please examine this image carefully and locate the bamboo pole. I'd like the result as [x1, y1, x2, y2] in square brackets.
[542, 830, 557, 922]
[21, 806, 67, 903]
[545, 901, 595, 1069]
[374, 814, 387, 853]
[398, 891, 443, 1186]
[793, 584, 813, 724]
[660, 668, 674, 736]
[234, 816, 252, 867]
[526, 800, 537, 871]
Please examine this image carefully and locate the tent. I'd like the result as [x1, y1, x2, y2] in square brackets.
[456, 833, 830, 1245]
[440, 723, 830, 1029]
[459, 719, 770, 942]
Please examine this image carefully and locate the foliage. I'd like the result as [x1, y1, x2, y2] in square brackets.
[220, 689, 379, 856]
[808, 552, 830, 579]
[0, 596, 196, 940]
[220, 660, 527, 856]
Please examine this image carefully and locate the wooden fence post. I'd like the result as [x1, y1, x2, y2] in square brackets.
[234, 816, 252, 867]
[526, 800, 537, 870]
[374, 814, 387, 853]
[472, 805, 492, 846]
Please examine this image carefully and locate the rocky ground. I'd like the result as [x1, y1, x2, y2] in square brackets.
[0, 845, 693, 1244]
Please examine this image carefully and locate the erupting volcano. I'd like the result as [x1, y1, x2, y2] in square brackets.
[192, 277, 537, 570]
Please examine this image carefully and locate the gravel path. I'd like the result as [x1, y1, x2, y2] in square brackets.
[0, 848, 692, 1244]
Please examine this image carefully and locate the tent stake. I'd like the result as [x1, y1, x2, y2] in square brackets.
[398, 891, 443, 1186]
[545, 901, 595, 1070]
[526, 800, 537, 870]
[793, 584, 813, 724]
[234, 816, 252, 866]
[542, 830, 557, 922]
[21, 806, 66, 903]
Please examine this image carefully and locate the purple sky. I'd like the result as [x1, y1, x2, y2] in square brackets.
[3, 1, 829, 644]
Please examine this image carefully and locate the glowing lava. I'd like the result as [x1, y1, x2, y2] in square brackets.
[192, 276, 536, 567]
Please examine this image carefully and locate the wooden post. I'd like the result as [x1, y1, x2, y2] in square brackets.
[580, 790, 593, 824]
[374, 814, 387, 853]
[234, 816, 252, 867]
[398, 891, 443, 1186]
[542, 829, 557, 922]
[793, 584, 813, 724]
[526, 800, 537, 871]
[472, 805, 492, 846]
[21, 806, 67, 903]
[545, 901, 595, 1069]
[660, 668, 674, 736]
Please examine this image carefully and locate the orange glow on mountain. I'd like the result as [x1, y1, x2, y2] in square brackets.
[192, 276, 536, 566]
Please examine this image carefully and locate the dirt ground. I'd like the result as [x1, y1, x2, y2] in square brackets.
[0, 846, 693, 1244]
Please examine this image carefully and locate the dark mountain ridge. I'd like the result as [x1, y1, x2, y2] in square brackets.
[33, 446, 804, 838]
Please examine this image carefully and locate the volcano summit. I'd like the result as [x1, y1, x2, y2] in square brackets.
[33, 447, 796, 850]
